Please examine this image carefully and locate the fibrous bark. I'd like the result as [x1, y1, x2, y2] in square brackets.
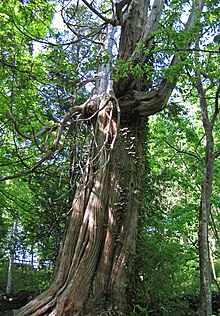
[15, 92, 146, 315]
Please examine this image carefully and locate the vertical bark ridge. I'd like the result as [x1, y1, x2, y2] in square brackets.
[16, 94, 147, 316]
[83, 116, 146, 314]
[46, 100, 114, 314]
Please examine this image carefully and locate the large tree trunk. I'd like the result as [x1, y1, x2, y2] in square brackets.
[14, 0, 206, 315]
[15, 96, 147, 315]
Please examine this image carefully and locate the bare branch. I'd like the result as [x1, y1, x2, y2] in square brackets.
[0, 93, 110, 181]
[62, 19, 106, 45]
[12, 18, 104, 48]
[164, 140, 201, 161]
[34, 125, 57, 138]
[195, 134, 205, 156]
[0, 151, 53, 181]
[10, 116, 57, 141]
[214, 148, 220, 159]
[10, 116, 31, 140]
[81, 0, 117, 26]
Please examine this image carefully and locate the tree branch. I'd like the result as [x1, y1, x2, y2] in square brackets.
[12, 18, 104, 48]
[9, 73, 104, 144]
[141, 0, 165, 44]
[0, 156, 33, 168]
[0, 59, 34, 74]
[115, 0, 132, 25]
[157, 47, 220, 55]
[0, 93, 111, 181]
[214, 148, 220, 159]
[0, 151, 53, 181]
[211, 83, 220, 129]
[118, 0, 206, 116]
[81, 0, 117, 26]
[164, 139, 201, 161]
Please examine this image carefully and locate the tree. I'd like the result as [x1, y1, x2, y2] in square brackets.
[0, 0, 218, 315]
[148, 33, 220, 314]
[188, 46, 220, 315]
[149, 84, 220, 316]
[6, 219, 18, 295]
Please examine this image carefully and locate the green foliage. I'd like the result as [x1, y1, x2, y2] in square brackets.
[130, 304, 149, 316]
[0, 263, 52, 293]
[133, 43, 220, 309]
[0, 0, 94, 283]
[113, 59, 153, 82]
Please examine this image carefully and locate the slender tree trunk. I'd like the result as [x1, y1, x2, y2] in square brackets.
[197, 71, 214, 316]
[198, 160, 213, 316]
[209, 238, 219, 291]
[6, 219, 18, 295]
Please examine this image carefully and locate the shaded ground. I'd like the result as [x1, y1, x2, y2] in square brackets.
[0, 292, 220, 315]
[0, 292, 36, 315]
[1, 311, 13, 316]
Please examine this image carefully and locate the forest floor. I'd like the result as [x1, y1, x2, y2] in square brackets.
[0, 292, 36, 315]
[1, 291, 220, 315]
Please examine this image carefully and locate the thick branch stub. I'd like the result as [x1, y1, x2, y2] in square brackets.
[117, 79, 176, 117]
[83, 95, 100, 117]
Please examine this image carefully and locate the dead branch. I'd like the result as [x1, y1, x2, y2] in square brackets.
[0, 92, 114, 181]
[9, 73, 104, 144]
[81, 0, 117, 26]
